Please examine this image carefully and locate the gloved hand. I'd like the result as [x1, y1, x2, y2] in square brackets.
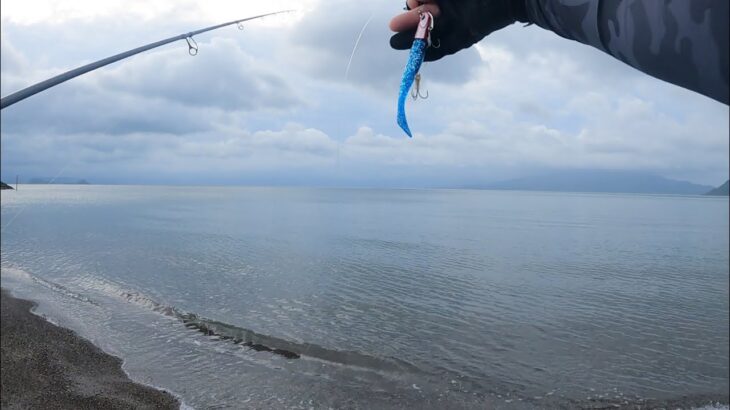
[390, 0, 529, 62]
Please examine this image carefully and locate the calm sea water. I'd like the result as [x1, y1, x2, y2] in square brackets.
[1, 185, 728, 409]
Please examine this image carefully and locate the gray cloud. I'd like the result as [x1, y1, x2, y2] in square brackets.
[288, 0, 480, 93]
[1, 25, 303, 137]
[1, 2, 727, 187]
[0, 34, 27, 75]
[97, 37, 301, 111]
[2, 78, 211, 136]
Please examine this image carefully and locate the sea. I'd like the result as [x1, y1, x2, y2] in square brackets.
[1, 185, 728, 409]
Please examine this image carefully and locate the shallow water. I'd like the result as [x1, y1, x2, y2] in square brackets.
[1, 185, 728, 409]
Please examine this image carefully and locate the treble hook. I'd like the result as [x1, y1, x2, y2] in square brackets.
[185, 35, 198, 56]
[411, 73, 429, 100]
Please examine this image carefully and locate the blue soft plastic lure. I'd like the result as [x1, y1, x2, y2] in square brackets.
[397, 11, 433, 138]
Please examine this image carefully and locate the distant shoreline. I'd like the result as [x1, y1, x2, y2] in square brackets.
[0, 288, 180, 409]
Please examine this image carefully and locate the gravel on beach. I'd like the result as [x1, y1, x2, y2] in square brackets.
[1, 288, 180, 409]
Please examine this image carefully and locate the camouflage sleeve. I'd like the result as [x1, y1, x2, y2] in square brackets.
[523, 0, 729, 104]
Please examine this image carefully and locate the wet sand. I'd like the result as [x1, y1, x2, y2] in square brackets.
[1, 288, 180, 409]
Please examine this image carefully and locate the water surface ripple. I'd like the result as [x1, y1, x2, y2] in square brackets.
[1, 186, 728, 409]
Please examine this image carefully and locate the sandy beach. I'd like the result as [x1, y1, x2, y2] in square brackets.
[1, 288, 180, 409]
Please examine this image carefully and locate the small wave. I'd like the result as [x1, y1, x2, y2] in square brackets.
[79, 276, 420, 372]
[1, 266, 98, 306]
[178, 313, 420, 372]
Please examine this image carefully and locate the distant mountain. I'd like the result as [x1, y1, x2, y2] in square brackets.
[470, 170, 714, 195]
[27, 177, 90, 185]
[0, 181, 13, 190]
[705, 180, 729, 196]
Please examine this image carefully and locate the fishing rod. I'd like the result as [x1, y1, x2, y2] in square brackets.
[0, 10, 294, 110]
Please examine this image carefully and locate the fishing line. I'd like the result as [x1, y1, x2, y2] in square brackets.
[345, 10, 375, 81]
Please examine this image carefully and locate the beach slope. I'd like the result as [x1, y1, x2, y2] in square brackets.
[1, 288, 179, 409]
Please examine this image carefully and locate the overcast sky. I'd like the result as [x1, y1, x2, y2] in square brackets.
[1, 0, 728, 187]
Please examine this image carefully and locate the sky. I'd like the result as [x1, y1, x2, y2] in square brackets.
[1, 0, 728, 187]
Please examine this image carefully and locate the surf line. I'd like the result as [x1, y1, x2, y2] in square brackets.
[180, 314, 301, 359]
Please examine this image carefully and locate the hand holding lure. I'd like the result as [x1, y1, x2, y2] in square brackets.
[397, 11, 433, 138]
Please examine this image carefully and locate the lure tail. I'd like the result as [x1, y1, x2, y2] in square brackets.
[396, 11, 433, 138]
[397, 39, 427, 137]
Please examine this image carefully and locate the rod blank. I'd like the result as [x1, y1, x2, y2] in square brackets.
[0, 10, 292, 110]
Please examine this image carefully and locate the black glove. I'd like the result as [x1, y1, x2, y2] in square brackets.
[390, 0, 529, 62]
